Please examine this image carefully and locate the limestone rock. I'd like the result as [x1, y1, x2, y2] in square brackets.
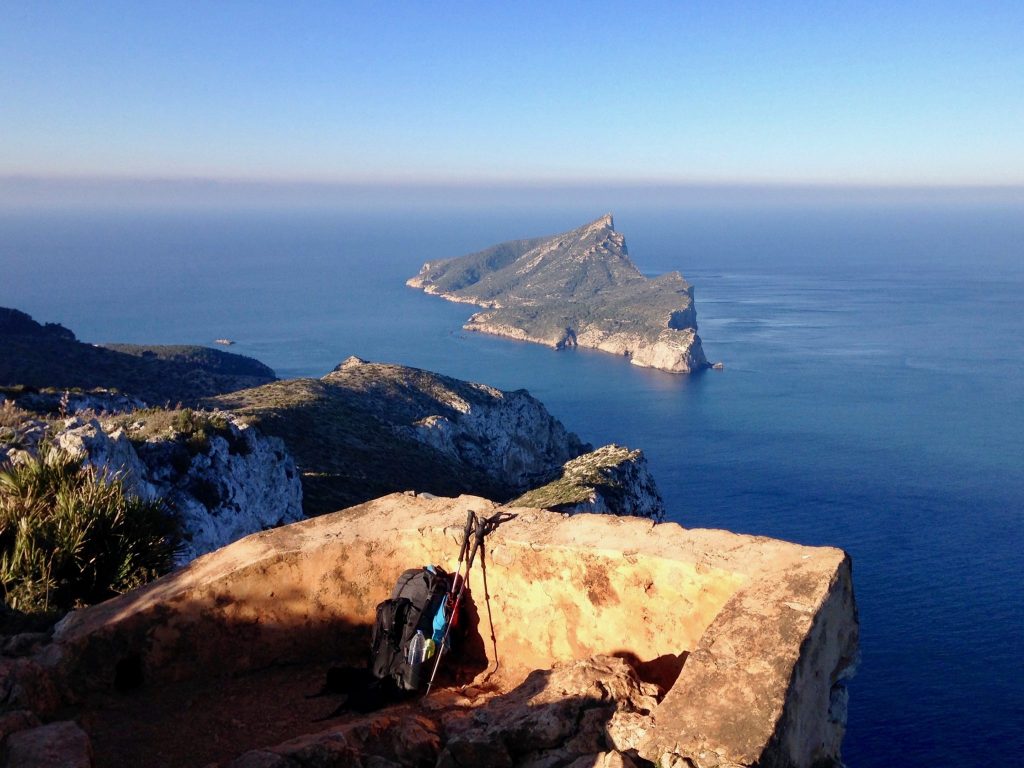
[2, 720, 93, 768]
[0, 659, 61, 717]
[1, 633, 51, 659]
[212, 358, 589, 514]
[55, 418, 157, 500]
[408, 215, 710, 374]
[0, 710, 41, 743]
[227, 714, 441, 768]
[566, 753, 639, 768]
[45, 495, 858, 768]
[438, 656, 658, 768]
[48, 413, 303, 564]
[148, 421, 304, 563]
[512, 444, 665, 521]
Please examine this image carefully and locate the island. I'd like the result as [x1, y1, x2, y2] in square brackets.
[407, 214, 710, 373]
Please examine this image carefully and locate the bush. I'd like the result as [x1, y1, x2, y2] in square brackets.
[0, 446, 179, 613]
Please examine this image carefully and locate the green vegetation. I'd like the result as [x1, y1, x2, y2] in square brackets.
[116, 407, 233, 452]
[0, 446, 178, 614]
[0, 400, 38, 449]
[513, 445, 639, 510]
[102, 344, 275, 378]
[0, 400, 31, 432]
[208, 370, 512, 516]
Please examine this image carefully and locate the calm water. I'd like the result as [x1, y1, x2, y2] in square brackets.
[2, 204, 1022, 765]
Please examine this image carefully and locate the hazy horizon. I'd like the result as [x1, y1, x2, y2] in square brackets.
[3, 2, 1022, 189]
[4, 173, 1024, 212]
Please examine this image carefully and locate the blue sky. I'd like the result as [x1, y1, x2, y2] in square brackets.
[2, 1, 1022, 186]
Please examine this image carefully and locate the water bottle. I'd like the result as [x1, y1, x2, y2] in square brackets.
[407, 630, 426, 689]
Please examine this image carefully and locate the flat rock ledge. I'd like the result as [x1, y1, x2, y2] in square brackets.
[27, 494, 856, 768]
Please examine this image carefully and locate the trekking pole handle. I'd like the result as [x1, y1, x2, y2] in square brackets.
[457, 510, 475, 564]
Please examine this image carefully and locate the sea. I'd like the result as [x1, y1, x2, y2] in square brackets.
[1, 201, 1022, 765]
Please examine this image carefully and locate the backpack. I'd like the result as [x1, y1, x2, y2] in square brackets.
[369, 566, 451, 691]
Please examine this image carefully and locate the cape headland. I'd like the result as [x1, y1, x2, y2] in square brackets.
[407, 214, 710, 374]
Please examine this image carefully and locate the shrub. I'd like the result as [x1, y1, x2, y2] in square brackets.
[0, 400, 31, 431]
[0, 446, 179, 613]
[122, 407, 233, 456]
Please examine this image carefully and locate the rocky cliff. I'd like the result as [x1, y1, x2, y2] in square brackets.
[1, 405, 303, 564]
[513, 443, 665, 521]
[18, 493, 858, 768]
[209, 356, 595, 515]
[407, 215, 710, 374]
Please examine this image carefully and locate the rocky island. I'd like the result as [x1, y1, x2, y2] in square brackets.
[407, 214, 709, 373]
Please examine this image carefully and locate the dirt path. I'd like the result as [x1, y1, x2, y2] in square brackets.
[74, 662, 361, 768]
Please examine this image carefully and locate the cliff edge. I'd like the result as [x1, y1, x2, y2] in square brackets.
[32, 493, 858, 768]
[407, 215, 709, 374]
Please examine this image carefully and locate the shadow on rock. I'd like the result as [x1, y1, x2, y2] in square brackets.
[433, 655, 661, 768]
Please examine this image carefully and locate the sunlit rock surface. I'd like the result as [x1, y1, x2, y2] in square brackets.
[44, 493, 858, 767]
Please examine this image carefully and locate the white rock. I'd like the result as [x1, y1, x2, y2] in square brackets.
[54, 419, 157, 500]
[50, 414, 303, 565]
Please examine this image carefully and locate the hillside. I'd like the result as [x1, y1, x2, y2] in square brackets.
[208, 356, 591, 515]
[0, 307, 276, 404]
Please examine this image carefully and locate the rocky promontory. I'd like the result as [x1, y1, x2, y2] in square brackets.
[513, 443, 665, 521]
[211, 356, 636, 516]
[407, 215, 709, 374]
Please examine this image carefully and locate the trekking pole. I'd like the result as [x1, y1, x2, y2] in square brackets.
[449, 509, 477, 598]
[424, 509, 517, 696]
[425, 513, 484, 695]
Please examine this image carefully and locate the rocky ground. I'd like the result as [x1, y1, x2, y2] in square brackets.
[24, 655, 658, 768]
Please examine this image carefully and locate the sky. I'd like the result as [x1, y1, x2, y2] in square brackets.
[1, 1, 1023, 190]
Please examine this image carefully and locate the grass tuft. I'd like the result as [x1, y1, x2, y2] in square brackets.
[0, 445, 179, 614]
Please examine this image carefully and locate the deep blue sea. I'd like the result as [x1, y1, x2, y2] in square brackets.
[2, 203, 1022, 765]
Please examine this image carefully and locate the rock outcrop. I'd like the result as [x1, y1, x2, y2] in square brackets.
[433, 655, 658, 768]
[17, 413, 304, 564]
[2, 719, 93, 768]
[210, 357, 591, 515]
[514, 443, 665, 521]
[36, 493, 858, 768]
[407, 215, 710, 374]
[4, 357, 666, 538]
